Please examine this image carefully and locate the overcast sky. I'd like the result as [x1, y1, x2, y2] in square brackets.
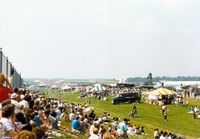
[0, 0, 200, 79]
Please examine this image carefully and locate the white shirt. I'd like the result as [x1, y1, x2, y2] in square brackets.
[19, 100, 29, 111]
[0, 118, 15, 137]
[11, 100, 23, 114]
[69, 113, 75, 121]
[89, 125, 95, 135]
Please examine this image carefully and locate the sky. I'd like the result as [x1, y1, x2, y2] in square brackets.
[0, 0, 200, 79]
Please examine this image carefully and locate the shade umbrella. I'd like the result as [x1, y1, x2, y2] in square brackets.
[148, 87, 176, 96]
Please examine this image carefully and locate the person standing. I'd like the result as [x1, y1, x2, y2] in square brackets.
[161, 104, 168, 121]
[0, 73, 13, 103]
[163, 110, 167, 121]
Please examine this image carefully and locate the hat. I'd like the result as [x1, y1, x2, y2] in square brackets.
[10, 93, 18, 99]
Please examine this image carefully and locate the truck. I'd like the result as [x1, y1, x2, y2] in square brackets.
[112, 92, 141, 104]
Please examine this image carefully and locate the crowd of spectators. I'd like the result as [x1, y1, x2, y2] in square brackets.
[68, 103, 146, 139]
[0, 73, 66, 138]
[154, 129, 184, 139]
[0, 73, 186, 139]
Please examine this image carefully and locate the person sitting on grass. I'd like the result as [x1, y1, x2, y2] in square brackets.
[102, 133, 115, 139]
[159, 131, 168, 139]
[44, 109, 58, 129]
[154, 128, 159, 139]
[99, 124, 107, 138]
[138, 126, 145, 135]
[110, 117, 119, 134]
[13, 130, 35, 139]
[0, 104, 19, 138]
[127, 123, 135, 135]
[117, 118, 129, 139]
[89, 127, 101, 139]
[33, 126, 46, 139]
[71, 116, 81, 133]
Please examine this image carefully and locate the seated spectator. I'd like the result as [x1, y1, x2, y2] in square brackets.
[154, 128, 159, 139]
[33, 126, 46, 139]
[0, 104, 18, 138]
[117, 118, 129, 138]
[60, 108, 69, 121]
[44, 109, 58, 129]
[13, 130, 35, 139]
[88, 110, 96, 119]
[189, 106, 194, 113]
[89, 127, 101, 139]
[90, 122, 100, 136]
[69, 110, 75, 121]
[139, 126, 145, 135]
[29, 112, 37, 128]
[15, 112, 27, 129]
[79, 117, 86, 133]
[197, 113, 200, 119]
[99, 124, 106, 138]
[135, 126, 140, 134]
[160, 131, 168, 139]
[127, 123, 135, 135]
[34, 112, 43, 126]
[194, 106, 199, 113]
[11, 93, 23, 114]
[103, 133, 115, 139]
[111, 117, 119, 132]
[19, 95, 30, 113]
[107, 114, 112, 120]
[71, 116, 81, 133]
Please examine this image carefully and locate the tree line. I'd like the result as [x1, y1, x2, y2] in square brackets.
[127, 76, 200, 83]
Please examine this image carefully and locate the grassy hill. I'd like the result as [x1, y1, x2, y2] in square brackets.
[48, 92, 200, 139]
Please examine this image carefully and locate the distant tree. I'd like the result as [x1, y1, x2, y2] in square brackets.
[127, 75, 200, 83]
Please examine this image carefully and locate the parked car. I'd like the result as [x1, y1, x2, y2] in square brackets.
[194, 92, 200, 98]
[112, 92, 141, 104]
[80, 92, 88, 98]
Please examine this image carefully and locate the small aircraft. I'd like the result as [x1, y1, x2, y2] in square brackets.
[160, 81, 200, 92]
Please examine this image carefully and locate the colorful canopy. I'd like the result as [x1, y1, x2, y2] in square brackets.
[147, 87, 176, 96]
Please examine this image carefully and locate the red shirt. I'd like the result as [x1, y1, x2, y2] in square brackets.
[0, 85, 13, 103]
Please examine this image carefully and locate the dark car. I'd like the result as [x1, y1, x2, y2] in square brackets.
[80, 92, 88, 98]
[194, 92, 200, 98]
[112, 92, 141, 104]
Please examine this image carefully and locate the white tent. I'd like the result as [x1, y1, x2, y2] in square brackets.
[61, 85, 72, 91]
[94, 84, 106, 91]
[38, 82, 47, 87]
[50, 85, 58, 89]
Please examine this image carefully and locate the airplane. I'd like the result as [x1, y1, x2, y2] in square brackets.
[138, 73, 200, 91]
[159, 81, 200, 92]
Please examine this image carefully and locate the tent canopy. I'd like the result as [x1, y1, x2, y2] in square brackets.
[61, 85, 71, 90]
[147, 87, 176, 96]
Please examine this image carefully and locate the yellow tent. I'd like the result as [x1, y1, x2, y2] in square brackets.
[147, 87, 176, 96]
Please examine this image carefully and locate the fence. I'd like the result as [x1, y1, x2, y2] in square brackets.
[0, 50, 23, 88]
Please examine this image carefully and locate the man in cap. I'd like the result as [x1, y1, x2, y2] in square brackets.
[11, 93, 23, 114]
[0, 73, 13, 103]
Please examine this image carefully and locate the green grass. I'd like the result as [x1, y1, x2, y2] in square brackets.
[47, 92, 200, 139]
